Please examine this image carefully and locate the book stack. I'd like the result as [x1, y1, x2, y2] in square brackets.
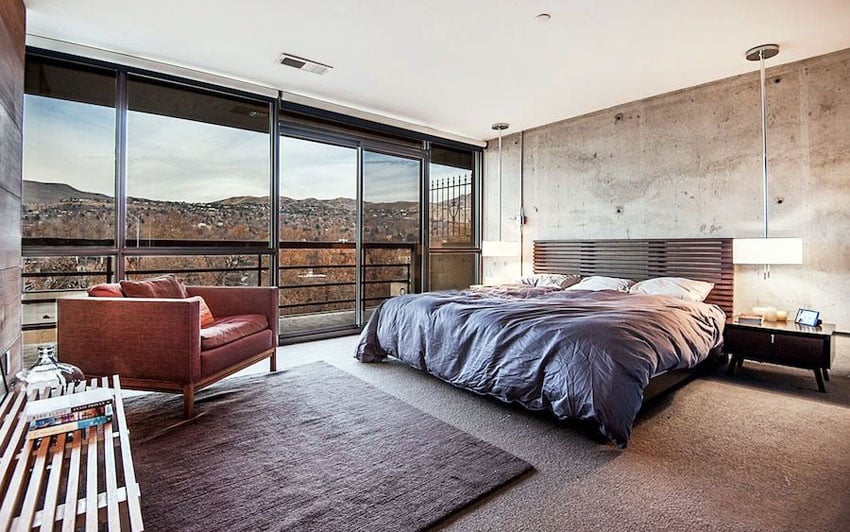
[23, 388, 115, 440]
[736, 313, 764, 326]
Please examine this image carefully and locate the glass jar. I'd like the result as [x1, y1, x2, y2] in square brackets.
[14, 344, 84, 393]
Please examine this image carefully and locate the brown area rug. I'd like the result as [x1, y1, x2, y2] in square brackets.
[124, 362, 532, 531]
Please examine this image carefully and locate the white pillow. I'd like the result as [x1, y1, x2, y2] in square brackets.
[515, 273, 581, 289]
[566, 276, 634, 293]
[629, 277, 714, 302]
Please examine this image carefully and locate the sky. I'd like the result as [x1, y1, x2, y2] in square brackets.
[23, 95, 470, 204]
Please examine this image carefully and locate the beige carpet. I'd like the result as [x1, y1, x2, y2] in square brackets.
[129, 335, 850, 531]
[429, 361, 850, 532]
[287, 336, 849, 532]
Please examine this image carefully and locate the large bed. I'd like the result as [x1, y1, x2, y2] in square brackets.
[356, 239, 733, 447]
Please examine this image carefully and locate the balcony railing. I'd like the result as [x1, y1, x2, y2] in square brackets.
[21, 241, 416, 337]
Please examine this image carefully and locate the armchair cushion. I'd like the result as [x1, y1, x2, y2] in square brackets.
[197, 296, 216, 328]
[121, 274, 189, 299]
[88, 283, 124, 297]
[200, 314, 269, 350]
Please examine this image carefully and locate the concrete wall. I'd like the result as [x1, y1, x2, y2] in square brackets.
[0, 0, 25, 380]
[483, 48, 850, 356]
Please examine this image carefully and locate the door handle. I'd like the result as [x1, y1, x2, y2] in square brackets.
[770, 334, 775, 344]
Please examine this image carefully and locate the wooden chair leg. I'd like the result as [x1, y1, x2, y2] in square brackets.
[270, 349, 277, 373]
[183, 384, 195, 418]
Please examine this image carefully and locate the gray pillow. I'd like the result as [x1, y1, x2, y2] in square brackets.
[566, 276, 635, 293]
[629, 277, 714, 302]
[516, 273, 581, 289]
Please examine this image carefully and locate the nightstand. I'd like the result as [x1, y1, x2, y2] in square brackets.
[724, 318, 836, 392]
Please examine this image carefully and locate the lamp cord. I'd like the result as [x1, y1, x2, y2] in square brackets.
[759, 50, 769, 240]
[497, 127, 503, 241]
[759, 49, 771, 279]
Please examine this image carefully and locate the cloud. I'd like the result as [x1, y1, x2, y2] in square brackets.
[281, 137, 357, 199]
[23, 96, 116, 195]
[363, 152, 420, 203]
[23, 96, 469, 206]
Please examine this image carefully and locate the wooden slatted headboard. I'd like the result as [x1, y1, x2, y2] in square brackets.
[533, 238, 734, 316]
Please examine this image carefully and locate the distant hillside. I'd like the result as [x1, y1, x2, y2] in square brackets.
[24, 181, 112, 204]
[24, 180, 421, 211]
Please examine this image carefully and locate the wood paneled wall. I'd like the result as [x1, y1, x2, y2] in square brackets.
[0, 0, 25, 379]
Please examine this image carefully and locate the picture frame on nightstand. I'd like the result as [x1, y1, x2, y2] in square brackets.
[794, 308, 820, 327]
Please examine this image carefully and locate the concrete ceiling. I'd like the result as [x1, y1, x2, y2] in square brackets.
[24, 0, 850, 142]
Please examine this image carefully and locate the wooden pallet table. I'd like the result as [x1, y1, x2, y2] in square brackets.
[0, 375, 143, 531]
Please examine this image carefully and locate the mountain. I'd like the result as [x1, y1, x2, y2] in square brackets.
[24, 181, 112, 204]
[213, 195, 269, 206]
[24, 180, 420, 211]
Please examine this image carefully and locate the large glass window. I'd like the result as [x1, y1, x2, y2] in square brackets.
[127, 77, 271, 246]
[21, 51, 481, 344]
[23, 59, 116, 244]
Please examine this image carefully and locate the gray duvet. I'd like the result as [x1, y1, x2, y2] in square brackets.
[356, 286, 725, 447]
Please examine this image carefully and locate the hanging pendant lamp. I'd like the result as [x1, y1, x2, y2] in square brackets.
[732, 44, 802, 278]
[481, 122, 519, 258]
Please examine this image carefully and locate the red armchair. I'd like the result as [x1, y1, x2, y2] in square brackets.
[57, 286, 278, 417]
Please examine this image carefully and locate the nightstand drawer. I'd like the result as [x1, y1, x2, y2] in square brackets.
[724, 328, 773, 358]
[773, 334, 825, 368]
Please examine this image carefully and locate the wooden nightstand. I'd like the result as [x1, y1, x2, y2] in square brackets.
[724, 318, 836, 392]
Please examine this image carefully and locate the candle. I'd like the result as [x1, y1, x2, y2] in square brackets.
[776, 310, 788, 321]
[764, 307, 777, 321]
[752, 306, 769, 316]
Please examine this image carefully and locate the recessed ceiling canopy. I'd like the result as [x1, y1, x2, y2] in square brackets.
[24, 0, 850, 141]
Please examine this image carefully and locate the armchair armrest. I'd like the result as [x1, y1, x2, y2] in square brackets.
[186, 286, 279, 340]
[57, 296, 202, 383]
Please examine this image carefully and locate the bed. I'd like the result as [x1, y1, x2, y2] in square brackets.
[356, 238, 733, 447]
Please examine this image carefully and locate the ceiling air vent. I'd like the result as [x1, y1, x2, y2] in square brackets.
[278, 53, 333, 75]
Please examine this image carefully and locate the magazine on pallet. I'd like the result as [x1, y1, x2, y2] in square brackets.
[22, 387, 114, 422]
[30, 403, 113, 429]
[26, 414, 113, 440]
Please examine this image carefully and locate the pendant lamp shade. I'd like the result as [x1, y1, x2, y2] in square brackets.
[732, 237, 802, 265]
[481, 240, 521, 257]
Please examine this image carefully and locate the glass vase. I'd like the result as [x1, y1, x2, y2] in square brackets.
[14, 344, 84, 393]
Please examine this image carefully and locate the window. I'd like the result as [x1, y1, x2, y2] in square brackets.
[126, 77, 271, 246]
[23, 59, 116, 244]
[363, 151, 421, 243]
[428, 145, 478, 290]
[279, 137, 357, 242]
[429, 146, 474, 248]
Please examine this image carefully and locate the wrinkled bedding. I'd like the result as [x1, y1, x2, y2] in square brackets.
[356, 286, 725, 447]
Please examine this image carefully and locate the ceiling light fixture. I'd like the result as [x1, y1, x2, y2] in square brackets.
[732, 44, 802, 278]
[278, 53, 333, 75]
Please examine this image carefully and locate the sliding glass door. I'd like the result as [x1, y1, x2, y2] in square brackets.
[279, 135, 358, 334]
[362, 150, 422, 320]
[277, 130, 425, 337]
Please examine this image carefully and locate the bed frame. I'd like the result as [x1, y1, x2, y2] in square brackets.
[533, 238, 733, 401]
